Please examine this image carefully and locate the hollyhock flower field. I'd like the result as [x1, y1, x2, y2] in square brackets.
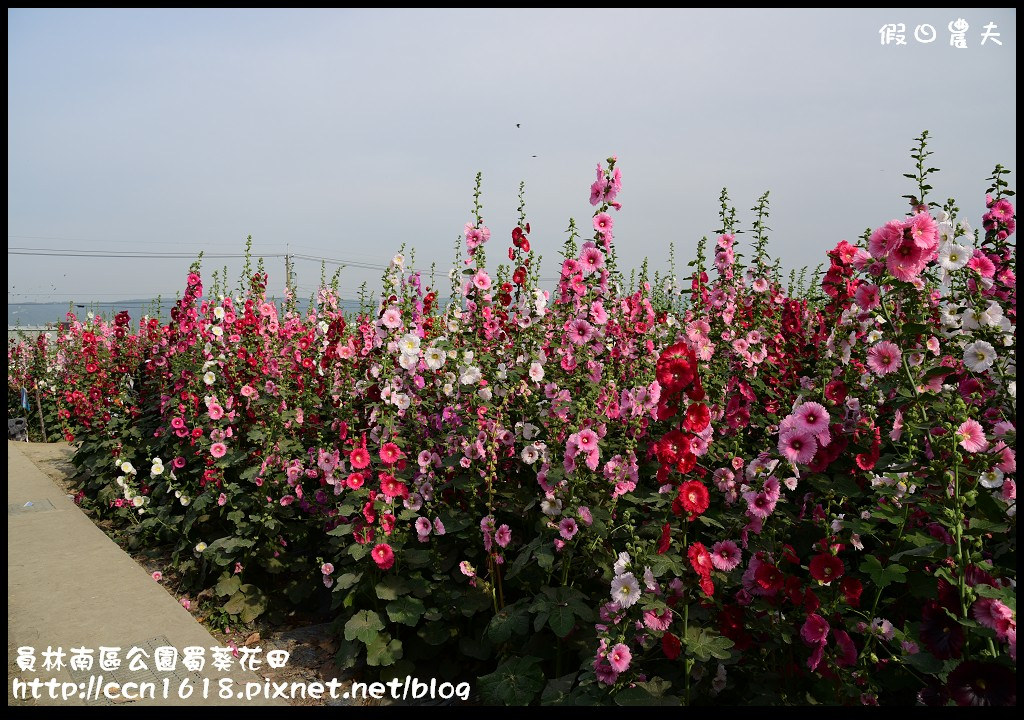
[7, 134, 1016, 705]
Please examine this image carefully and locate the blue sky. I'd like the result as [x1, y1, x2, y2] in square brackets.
[7, 8, 1017, 308]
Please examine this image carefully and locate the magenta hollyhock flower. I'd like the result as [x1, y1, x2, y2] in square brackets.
[867, 340, 902, 376]
[495, 524, 512, 548]
[801, 613, 830, 646]
[608, 643, 632, 674]
[778, 429, 816, 465]
[794, 402, 830, 437]
[834, 629, 858, 667]
[371, 543, 395, 570]
[711, 540, 742, 571]
[908, 212, 939, 249]
[868, 220, 903, 258]
[211, 442, 227, 458]
[558, 518, 579, 540]
[956, 420, 989, 453]
[887, 240, 928, 282]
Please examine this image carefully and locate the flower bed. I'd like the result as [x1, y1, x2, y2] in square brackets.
[8, 134, 1016, 705]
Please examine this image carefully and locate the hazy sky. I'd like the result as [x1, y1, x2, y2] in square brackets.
[7, 8, 1017, 311]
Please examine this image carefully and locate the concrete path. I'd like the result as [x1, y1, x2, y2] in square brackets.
[7, 441, 287, 706]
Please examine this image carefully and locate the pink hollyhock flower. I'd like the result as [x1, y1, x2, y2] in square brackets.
[152, 571, 163, 582]
[207, 403, 224, 420]
[711, 540, 742, 571]
[211, 442, 227, 458]
[567, 318, 594, 345]
[778, 429, 816, 465]
[415, 517, 432, 540]
[379, 442, 402, 464]
[967, 250, 996, 278]
[349, 447, 370, 469]
[371, 543, 395, 570]
[579, 246, 605, 275]
[433, 517, 446, 535]
[886, 240, 928, 282]
[643, 609, 673, 632]
[558, 518, 579, 540]
[590, 301, 608, 325]
[346, 472, 364, 490]
[578, 506, 593, 526]
[172, 456, 185, 469]
[834, 629, 858, 667]
[867, 340, 902, 376]
[180, 597, 192, 610]
[794, 402, 830, 437]
[608, 643, 632, 673]
[972, 598, 1014, 638]
[890, 409, 904, 442]
[908, 212, 939, 249]
[495, 524, 512, 548]
[472, 270, 492, 291]
[217, 493, 227, 506]
[593, 212, 614, 235]
[854, 283, 880, 311]
[956, 419, 989, 453]
[868, 220, 904, 258]
[381, 307, 402, 329]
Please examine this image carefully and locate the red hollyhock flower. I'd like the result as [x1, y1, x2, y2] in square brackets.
[655, 430, 691, 467]
[378, 473, 409, 500]
[840, 576, 863, 607]
[683, 402, 710, 433]
[688, 542, 713, 577]
[371, 543, 395, 570]
[755, 562, 785, 592]
[677, 480, 710, 520]
[350, 447, 370, 470]
[699, 575, 715, 597]
[656, 355, 695, 395]
[379, 442, 403, 464]
[656, 523, 672, 554]
[809, 554, 845, 584]
[661, 632, 681, 660]
[824, 379, 848, 405]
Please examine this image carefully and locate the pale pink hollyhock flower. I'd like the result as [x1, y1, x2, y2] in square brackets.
[218, 493, 227, 506]
[867, 341, 902, 376]
[890, 409, 904, 442]
[259, 302, 275, 317]
[577, 506, 593, 526]
[240, 384, 257, 398]
[207, 403, 224, 420]
[415, 517, 432, 540]
[868, 220, 904, 258]
[381, 307, 402, 329]
[926, 336, 940, 355]
[321, 562, 334, 575]
[495, 524, 512, 548]
[643, 609, 672, 632]
[590, 301, 608, 325]
[211, 442, 227, 458]
[972, 598, 1014, 637]
[576, 428, 599, 453]
[472, 270, 492, 291]
[180, 597, 191, 610]
[1002, 479, 1016, 502]
[608, 643, 632, 673]
[752, 277, 769, 293]
[152, 571, 163, 582]
[956, 419, 988, 453]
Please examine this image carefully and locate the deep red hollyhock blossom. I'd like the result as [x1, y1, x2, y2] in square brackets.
[656, 523, 672, 554]
[661, 632, 681, 660]
[919, 601, 966, 660]
[840, 576, 863, 607]
[655, 430, 691, 467]
[824, 379, 847, 405]
[675, 452, 697, 474]
[699, 575, 715, 598]
[718, 605, 752, 651]
[755, 562, 785, 593]
[371, 543, 395, 570]
[809, 554, 845, 584]
[946, 661, 1017, 706]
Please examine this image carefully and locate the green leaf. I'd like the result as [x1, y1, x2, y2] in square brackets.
[365, 635, 403, 667]
[417, 622, 452, 646]
[614, 680, 682, 706]
[684, 627, 734, 661]
[404, 548, 431, 568]
[485, 601, 529, 644]
[478, 656, 545, 705]
[506, 538, 540, 580]
[541, 673, 578, 706]
[904, 650, 944, 674]
[238, 585, 268, 624]
[890, 543, 942, 562]
[344, 609, 384, 645]
[859, 555, 908, 589]
[334, 572, 363, 590]
[386, 595, 426, 626]
[215, 574, 241, 597]
[548, 605, 576, 638]
[458, 636, 493, 661]
[375, 576, 411, 600]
